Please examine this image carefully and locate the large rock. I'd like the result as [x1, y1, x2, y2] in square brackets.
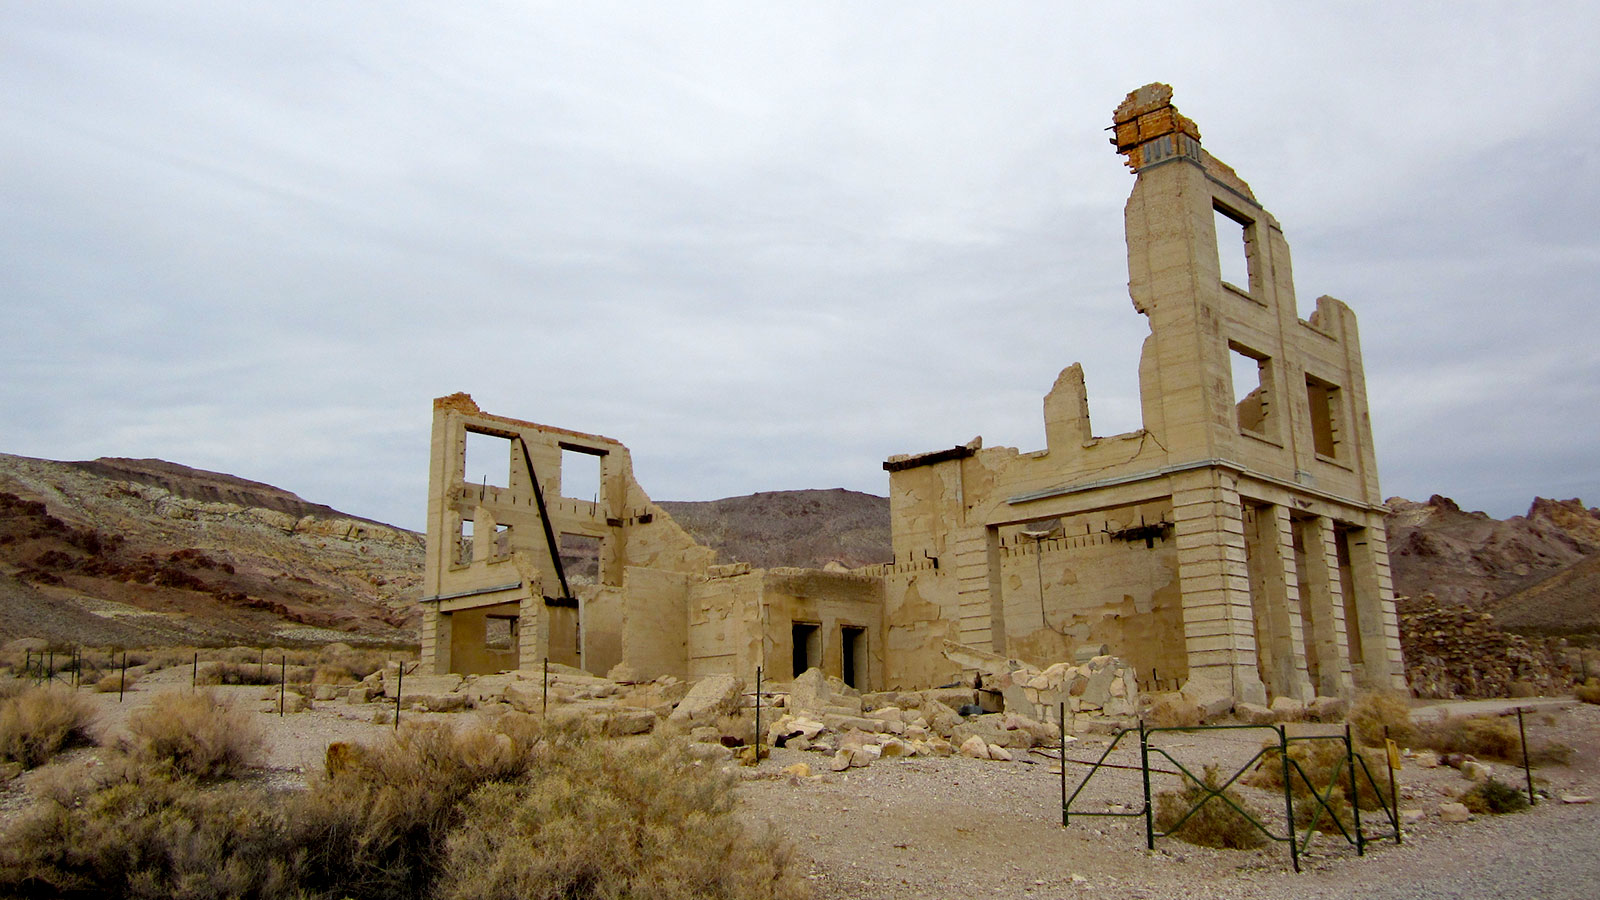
[1180, 678, 1234, 719]
[381, 672, 462, 701]
[668, 674, 744, 725]
[959, 735, 991, 759]
[1438, 802, 1472, 823]
[1235, 702, 1276, 725]
[604, 707, 658, 736]
[789, 668, 831, 712]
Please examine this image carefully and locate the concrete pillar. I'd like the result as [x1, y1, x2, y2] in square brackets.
[1345, 524, 1408, 691]
[1245, 504, 1314, 701]
[1292, 516, 1354, 697]
[1171, 469, 1266, 705]
[420, 604, 451, 675]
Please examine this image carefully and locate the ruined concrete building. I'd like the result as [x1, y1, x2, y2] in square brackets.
[421, 85, 1406, 707]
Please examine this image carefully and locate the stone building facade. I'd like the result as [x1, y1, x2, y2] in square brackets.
[419, 85, 1406, 706]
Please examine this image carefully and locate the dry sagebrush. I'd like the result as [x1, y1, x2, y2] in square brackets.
[0, 713, 807, 900]
[0, 687, 95, 768]
[122, 690, 264, 780]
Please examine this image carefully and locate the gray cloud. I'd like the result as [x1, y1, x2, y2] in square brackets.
[4, 2, 1598, 530]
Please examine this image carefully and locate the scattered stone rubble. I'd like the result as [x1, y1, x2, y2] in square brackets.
[272, 654, 1161, 771]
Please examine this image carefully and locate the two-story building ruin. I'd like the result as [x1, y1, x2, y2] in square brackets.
[419, 84, 1407, 707]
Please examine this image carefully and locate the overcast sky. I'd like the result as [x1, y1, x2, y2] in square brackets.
[4, 2, 1598, 531]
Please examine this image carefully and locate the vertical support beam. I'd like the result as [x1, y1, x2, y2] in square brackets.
[1170, 469, 1266, 705]
[1293, 516, 1354, 697]
[1344, 523, 1407, 691]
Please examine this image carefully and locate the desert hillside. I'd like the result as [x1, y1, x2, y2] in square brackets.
[0, 454, 422, 648]
[659, 489, 891, 570]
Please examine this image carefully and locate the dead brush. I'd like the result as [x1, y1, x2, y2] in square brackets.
[435, 730, 808, 900]
[123, 690, 264, 780]
[0, 756, 296, 899]
[0, 687, 96, 768]
[1412, 713, 1522, 762]
[1574, 678, 1600, 704]
[289, 715, 558, 899]
[0, 714, 807, 900]
[1154, 765, 1267, 850]
[1346, 691, 1415, 747]
[94, 671, 138, 693]
[1245, 740, 1393, 833]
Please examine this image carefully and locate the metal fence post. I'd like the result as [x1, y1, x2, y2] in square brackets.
[1280, 724, 1299, 873]
[1139, 719, 1154, 850]
[395, 662, 404, 729]
[119, 651, 128, 702]
[542, 657, 549, 717]
[1059, 701, 1069, 827]
[1346, 722, 1364, 855]
[279, 655, 286, 717]
[754, 666, 763, 763]
[1517, 707, 1536, 805]
[191, 651, 198, 689]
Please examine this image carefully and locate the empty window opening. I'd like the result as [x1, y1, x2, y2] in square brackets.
[1214, 204, 1252, 292]
[792, 622, 821, 678]
[484, 615, 517, 651]
[493, 522, 512, 557]
[464, 431, 514, 490]
[456, 518, 474, 566]
[1335, 527, 1362, 671]
[558, 532, 601, 585]
[1306, 376, 1342, 459]
[1229, 343, 1270, 435]
[841, 626, 867, 690]
[560, 446, 603, 503]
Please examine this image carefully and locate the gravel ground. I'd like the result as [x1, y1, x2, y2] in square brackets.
[4, 674, 1596, 900]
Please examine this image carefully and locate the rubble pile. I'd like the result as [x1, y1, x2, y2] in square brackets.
[1398, 594, 1572, 698]
[266, 651, 1147, 771]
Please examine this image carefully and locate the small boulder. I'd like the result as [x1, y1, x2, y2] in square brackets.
[1438, 802, 1472, 823]
[668, 674, 744, 725]
[959, 735, 991, 759]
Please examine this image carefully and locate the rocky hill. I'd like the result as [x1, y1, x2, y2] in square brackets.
[0, 454, 422, 649]
[659, 489, 891, 570]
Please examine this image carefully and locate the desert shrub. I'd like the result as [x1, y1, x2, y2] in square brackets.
[123, 691, 263, 779]
[94, 671, 139, 693]
[196, 660, 279, 686]
[1528, 740, 1574, 766]
[1346, 691, 1414, 747]
[0, 714, 806, 900]
[290, 716, 548, 899]
[0, 687, 95, 768]
[1247, 739, 1394, 833]
[1154, 765, 1267, 850]
[1413, 713, 1521, 762]
[0, 760, 295, 899]
[1575, 678, 1600, 704]
[437, 731, 805, 900]
[312, 664, 355, 684]
[1460, 777, 1530, 815]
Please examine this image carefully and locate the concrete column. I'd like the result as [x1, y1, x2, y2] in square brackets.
[1245, 504, 1314, 701]
[1292, 516, 1354, 697]
[1345, 524, 1408, 691]
[1171, 469, 1266, 705]
[420, 604, 451, 675]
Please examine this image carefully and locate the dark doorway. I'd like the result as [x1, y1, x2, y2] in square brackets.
[841, 626, 866, 689]
[792, 622, 820, 677]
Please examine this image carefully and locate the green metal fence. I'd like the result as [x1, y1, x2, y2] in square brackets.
[1061, 719, 1401, 873]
